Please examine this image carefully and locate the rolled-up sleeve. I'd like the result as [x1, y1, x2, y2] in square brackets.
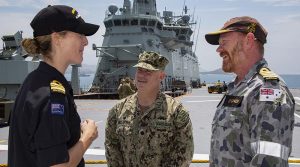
[248, 86, 295, 167]
[105, 105, 125, 166]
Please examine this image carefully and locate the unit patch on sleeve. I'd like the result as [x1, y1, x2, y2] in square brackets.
[50, 80, 65, 94]
[51, 103, 64, 115]
[259, 88, 282, 102]
[223, 95, 244, 107]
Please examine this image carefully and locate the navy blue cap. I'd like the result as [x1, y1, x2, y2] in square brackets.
[31, 5, 99, 37]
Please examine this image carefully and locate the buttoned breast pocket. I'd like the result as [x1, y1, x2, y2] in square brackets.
[116, 123, 132, 137]
[150, 120, 174, 147]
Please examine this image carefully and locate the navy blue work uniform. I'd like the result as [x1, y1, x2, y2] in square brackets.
[8, 62, 84, 167]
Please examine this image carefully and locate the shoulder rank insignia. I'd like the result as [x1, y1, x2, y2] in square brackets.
[259, 67, 278, 80]
[50, 80, 65, 94]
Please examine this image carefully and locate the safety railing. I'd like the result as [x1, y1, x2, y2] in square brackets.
[1, 158, 300, 166]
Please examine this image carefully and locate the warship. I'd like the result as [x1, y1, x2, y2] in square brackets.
[0, 31, 40, 123]
[0, 32, 82, 123]
[90, 0, 201, 94]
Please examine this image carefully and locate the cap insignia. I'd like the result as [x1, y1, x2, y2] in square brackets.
[247, 23, 256, 33]
[71, 8, 81, 19]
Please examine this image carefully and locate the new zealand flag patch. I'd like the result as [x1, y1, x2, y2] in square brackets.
[51, 103, 64, 115]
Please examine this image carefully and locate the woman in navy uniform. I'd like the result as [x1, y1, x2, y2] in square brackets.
[8, 5, 99, 167]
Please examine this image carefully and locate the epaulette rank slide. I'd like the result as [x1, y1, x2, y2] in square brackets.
[50, 80, 65, 94]
[259, 67, 279, 81]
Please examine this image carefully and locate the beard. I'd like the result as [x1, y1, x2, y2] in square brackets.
[220, 41, 242, 73]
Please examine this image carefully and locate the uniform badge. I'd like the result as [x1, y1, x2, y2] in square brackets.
[51, 103, 64, 115]
[223, 95, 243, 107]
[259, 88, 282, 102]
[259, 67, 278, 80]
[50, 80, 65, 94]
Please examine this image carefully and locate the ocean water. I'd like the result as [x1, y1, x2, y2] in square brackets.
[200, 74, 300, 89]
[65, 73, 300, 90]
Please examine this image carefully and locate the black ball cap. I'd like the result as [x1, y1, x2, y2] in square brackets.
[30, 5, 99, 37]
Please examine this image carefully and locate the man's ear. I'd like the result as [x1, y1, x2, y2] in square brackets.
[159, 71, 166, 80]
[245, 32, 256, 48]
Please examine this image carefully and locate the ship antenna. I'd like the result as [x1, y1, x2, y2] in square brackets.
[193, 18, 201, 54]
[191, 16, 198, 42]
[182, 0, 186, 16]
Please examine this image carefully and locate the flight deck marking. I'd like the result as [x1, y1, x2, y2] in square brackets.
[185, 100, 220, 103]
[295, 113, 300, 119]
[295, 97, 300, 106]
[0, 144, 208, 159]
[1, 145, 300, 162]
[185, 95, 223, 98]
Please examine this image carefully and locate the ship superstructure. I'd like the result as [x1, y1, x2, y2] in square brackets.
[91, 0, 200, 93]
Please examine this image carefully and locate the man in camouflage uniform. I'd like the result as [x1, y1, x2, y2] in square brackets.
[205, 16, 295, 167]
[105, 51, 194, 166]
[118, 78, 135, 99]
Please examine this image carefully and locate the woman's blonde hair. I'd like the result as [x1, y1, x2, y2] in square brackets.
[21, 31, 67, 59]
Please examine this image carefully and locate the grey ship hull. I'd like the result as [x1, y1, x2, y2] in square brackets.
[91, 0, 200, 93]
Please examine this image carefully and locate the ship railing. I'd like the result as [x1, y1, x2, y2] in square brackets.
[89, 87, 117, 94]
[3, 158, 300, 167]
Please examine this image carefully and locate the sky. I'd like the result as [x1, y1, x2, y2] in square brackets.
[0, 0, 300, 74]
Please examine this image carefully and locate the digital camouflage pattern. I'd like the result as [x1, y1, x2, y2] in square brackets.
[210, 59, 295, 167]
[105, 92, 194, 167]
[133, 51, 169, 71]
[117, 80, 135, 99]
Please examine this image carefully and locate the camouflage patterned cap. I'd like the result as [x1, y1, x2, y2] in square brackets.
[205, 16, 268, 45]
[133, 51, 169, 71]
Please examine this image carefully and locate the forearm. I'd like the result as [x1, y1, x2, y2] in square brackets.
[51, 136, 93, 167]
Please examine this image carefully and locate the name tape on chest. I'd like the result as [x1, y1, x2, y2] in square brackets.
[223, 95, 244, 107]
[51, 103, 64, 115]
[50, 80, 65, 94]
[259, 88, 282, 102]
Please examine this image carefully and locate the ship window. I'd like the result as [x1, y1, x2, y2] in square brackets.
[175, 29, 179, 35]
[157, 22, 163, 30]
[141, 27, 148, 32]
[180, 29, 188, 34]
[123, 39, 130, 44]
[114, 19, 121, 26]
[178, 35, 186, 41]
[148, 20, 156, 26]
[104, 20, 113, 28]
[140, 19, 148, 26]
[122, 19, 129, 26]
[131, 19, 138, 25]
[148, 28, 154, 33]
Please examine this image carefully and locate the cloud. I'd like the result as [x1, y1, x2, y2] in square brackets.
[0, 0, 62, 9]
[252, 0, 300, 6]
[273, 13, 300, 23]
[0, 0, 9, 7]
[200, 7, 237, 12]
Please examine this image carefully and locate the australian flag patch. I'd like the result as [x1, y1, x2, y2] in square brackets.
[51, 103, 64, 115]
